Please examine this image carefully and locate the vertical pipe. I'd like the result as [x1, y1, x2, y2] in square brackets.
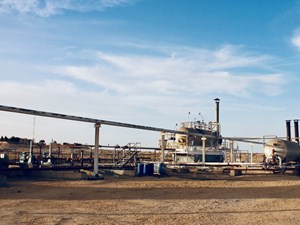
[94, 123, 101, 176]
[49, 141, 52, 157]
[174, 151, 177, 165]
[230, 140, 234, 163]
[28, 140, 33, 166]
[39, 143, 42, 160]
[48, 141, 53, 164]
[160, 131, 165, 163]
[29, 140, 33, 157]
[89, 147, 93, 163]
[201, 137, 207, 165]
[250, 143, 253, 164]
[214, 98, 220, 134]
[114, 146, 117, 163]
[80, 150, 84, 167]
[286, 120, 291, 141]
[294, 119, 299, 144]
[58, 146, 60, 159]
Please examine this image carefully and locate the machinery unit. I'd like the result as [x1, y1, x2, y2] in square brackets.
[264, 138, 300, 166]
[165, 99, 225, 164]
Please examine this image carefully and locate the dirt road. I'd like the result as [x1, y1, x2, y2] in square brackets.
[1, 173, 300, 225]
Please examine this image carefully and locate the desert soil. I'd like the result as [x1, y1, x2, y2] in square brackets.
[1, 172, 300, 225]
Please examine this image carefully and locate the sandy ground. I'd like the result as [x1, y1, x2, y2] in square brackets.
[1, 172, 300, 225]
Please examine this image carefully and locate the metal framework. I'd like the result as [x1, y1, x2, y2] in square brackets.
[0, 104, 272, 173]
[0, 104, 214, 176]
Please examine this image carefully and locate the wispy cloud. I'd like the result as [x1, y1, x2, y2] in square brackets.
[0, 42, 290, 145]
[291, 28, 300, 49]
[0, 0, 136, 17]
[52, 44, 286, 98]
[0, 43, 287, 131]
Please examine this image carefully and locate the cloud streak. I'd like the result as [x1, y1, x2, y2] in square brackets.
[52, 44, 286, 99]
[292, 29, 300, 50]
[0, 0, 136, 17]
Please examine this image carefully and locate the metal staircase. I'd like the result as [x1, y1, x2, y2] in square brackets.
[115, 142, 141, 167]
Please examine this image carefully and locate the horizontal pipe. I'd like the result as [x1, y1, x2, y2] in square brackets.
[0, 105, 214, 138]
[0, 104, 278, 144]
[167, 162, 263, 167]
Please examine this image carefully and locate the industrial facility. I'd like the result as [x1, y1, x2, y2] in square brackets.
[0, 98, 300, 180]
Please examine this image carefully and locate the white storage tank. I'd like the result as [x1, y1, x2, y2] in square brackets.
[264, 138, 300, 162]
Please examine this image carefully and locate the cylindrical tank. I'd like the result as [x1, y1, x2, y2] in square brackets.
[154, 162, 167, 175]
[143, 163, 154, 176]
[176, 126, 219, 147]
[264, 138, 300, 162]
[157, 163, 167, 175]
[136, 163, 144, 176]
[295, 166, 300, 176]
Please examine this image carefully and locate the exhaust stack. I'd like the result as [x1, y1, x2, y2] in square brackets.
[286, 120, 291, 141]
[214, 98, 220, 134]
[294, 119, 299, 144]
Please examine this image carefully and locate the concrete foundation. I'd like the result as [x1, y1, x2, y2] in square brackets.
[111, 170, 135, 176]
[24, 169, 135, 180]
[230, 169, 242, 177]
[27, 171, 86, 180]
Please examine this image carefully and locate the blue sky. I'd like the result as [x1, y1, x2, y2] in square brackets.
[1, 0, 300, 151]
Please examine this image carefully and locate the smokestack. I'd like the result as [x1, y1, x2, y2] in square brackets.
[286, 120, 291, 141]
[294, 119, 299, 144]
[214, 98, 220, 134]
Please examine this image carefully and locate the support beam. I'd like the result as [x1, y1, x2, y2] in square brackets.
[160, 131, 165, 163]
[201, 137, 207, 165]
[250, 143, 254, 164]
[94, 123, 101, 176]
[230, 140, 234, 163]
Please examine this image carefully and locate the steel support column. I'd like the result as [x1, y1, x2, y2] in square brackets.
[94, 123, 101, 176]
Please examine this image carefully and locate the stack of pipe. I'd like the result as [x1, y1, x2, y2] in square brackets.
[294, 120, 299, 144]
[286, 120, 299, 144]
